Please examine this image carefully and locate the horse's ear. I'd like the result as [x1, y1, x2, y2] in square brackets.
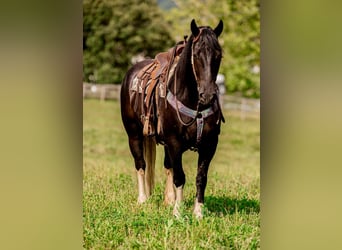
[214, 20, 223, 37]
[191, 19, 200, 37]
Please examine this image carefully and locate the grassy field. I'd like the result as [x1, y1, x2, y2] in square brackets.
[83, 99, 260, 249]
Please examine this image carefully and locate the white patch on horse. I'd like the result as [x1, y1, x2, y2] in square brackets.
[193, 199, 204, 219]
[137, 169, 147, 203]
[164, 168, 175, 205]
[173, 185, 183, 217]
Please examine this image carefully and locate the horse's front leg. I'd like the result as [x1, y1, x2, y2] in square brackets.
[164, 142, 185, 217]
[195, 136, 218, 218]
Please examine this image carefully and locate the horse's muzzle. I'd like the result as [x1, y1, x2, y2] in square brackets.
[199, 92, 216, 106]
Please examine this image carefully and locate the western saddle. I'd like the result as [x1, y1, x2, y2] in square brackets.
[130, 40, 186, 136]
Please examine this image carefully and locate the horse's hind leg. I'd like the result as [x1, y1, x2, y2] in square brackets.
[128, 136, 147, 203]
[164, 143, 185, 217]
[163, 147, 175, 205]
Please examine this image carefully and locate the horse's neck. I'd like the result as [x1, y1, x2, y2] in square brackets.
[171, 52, 198, 109]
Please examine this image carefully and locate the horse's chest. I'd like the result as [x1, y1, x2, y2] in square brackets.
[184, 119, 218, 141]
[159, 113, 219, 147]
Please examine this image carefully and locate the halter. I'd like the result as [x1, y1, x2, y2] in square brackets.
[167, 28, 222, 146]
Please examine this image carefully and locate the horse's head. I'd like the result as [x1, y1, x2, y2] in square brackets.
[190, 19, 223, 107]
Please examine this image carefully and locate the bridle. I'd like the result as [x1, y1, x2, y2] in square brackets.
[167, 28, 223, 145]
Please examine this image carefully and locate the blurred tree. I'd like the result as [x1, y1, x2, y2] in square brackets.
[83, 0, 174, 83]
[163, 0, 260, 98]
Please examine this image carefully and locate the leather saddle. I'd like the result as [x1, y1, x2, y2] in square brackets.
[130, 41, 186, 136]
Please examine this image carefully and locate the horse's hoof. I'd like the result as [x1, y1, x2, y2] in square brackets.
[173, 202, 182, 218]
[194, 211, 203, 219]
[137, 195, 147, 204]
[193, 201, 204, 219]
[173, 208, 181, 218]
[164, 199, 175, 206]
[164, 193, 175, 206]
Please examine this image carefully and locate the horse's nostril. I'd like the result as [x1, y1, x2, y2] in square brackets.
[199, 93, 205, 101]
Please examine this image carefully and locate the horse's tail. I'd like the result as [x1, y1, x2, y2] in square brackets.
[143, 136, 156, 197]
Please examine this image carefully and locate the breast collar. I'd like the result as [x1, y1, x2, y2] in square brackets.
[166, 91, 217, 146]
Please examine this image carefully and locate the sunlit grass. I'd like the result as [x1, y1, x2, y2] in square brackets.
[83, 99, 260, 249]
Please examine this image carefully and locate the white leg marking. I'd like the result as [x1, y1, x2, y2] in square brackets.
[173, 185, 183, 217]
[164, 169, 175, 205]
[193, 199, 204, 219]
[137, 169, 147, 203]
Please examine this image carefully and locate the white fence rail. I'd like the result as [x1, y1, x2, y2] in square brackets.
[83, 83, 259, 118]
[83, 83, 120, 100]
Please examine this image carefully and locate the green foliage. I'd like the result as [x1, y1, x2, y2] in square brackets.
[83, 0, 260, 97]
[83, 0, 174, 83]
[83, 99, 260, 249]
[162, 0, 260, 98]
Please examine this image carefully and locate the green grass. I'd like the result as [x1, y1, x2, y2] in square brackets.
[83, 99, 260, 249]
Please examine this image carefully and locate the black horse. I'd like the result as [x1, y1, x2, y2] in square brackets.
[120, 19, 224, 218]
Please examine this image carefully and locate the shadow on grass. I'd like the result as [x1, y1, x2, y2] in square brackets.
[204, 195, 260, 215]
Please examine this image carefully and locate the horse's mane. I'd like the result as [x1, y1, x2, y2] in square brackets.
[176, 37, 193, 78]
[199, 28, 222, 52]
